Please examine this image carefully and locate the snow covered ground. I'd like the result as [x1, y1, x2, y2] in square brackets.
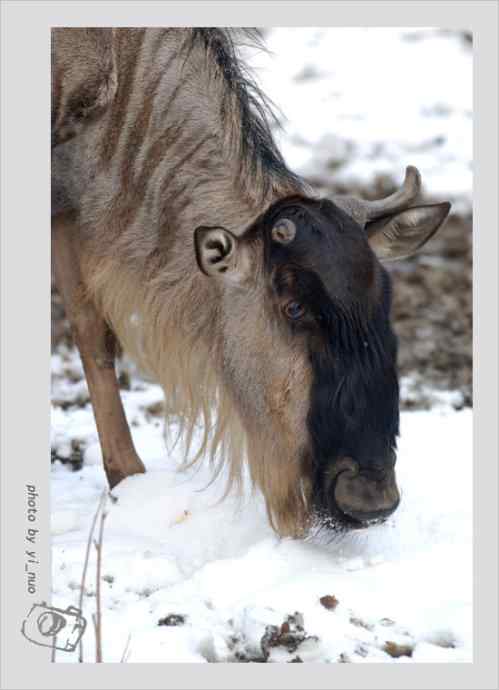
[246, 28, 472, 214]
[51, 347, 472, 664]
[50, 29, 472, 664]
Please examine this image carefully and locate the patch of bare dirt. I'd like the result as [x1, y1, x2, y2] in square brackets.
[389, 213, 472, 408]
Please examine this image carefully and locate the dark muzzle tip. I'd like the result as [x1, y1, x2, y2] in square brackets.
[333, 467, 400, 524]
[338, 497, 400, 524]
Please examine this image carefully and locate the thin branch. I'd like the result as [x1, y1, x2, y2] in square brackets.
[120, 633, 132, 663]
[92, 612, 98, 658]
[78, 490, 107, 663]
[94, 497, 108, 663]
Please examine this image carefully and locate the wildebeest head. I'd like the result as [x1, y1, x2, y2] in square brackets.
[195, 167, 450, 536]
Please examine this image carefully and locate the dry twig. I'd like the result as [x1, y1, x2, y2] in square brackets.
[93, 496, 108, 662]
[78, 490, 107, 663]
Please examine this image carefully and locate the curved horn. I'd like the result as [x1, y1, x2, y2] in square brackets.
[362, 165, 421, 221]
[333, 166, 422, 227]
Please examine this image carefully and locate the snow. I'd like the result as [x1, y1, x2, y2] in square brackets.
[50, 29, 472, 664]
[51, 349, 472, 664]
[245, 28, 472, 214]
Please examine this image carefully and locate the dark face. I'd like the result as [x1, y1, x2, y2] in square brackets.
[195, 180, 449, 536]
[259, 196, 400, 529]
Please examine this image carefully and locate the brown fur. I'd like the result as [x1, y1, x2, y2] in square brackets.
[53, 28, 312, 536]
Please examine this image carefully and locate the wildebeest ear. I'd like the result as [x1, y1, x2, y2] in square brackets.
[194, 226, 250, 283]
[366, 202, 451, 261]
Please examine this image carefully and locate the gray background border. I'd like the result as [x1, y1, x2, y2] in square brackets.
[1, 1, 497, 689]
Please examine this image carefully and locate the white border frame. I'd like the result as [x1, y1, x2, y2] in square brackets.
[1, 2, 497, 689]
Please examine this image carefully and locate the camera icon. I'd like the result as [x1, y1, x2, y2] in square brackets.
[21, 602, 87, 652]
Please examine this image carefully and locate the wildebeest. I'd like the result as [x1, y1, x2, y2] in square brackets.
[51, 28, 450, 537]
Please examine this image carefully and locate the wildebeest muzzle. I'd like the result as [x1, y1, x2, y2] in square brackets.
[327, 457, 400, 524]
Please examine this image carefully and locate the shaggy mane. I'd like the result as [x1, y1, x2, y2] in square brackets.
[85, 253, 249, 498]
[189, 28, 303, 198]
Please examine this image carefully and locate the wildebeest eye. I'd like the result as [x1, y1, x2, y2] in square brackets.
[272, 218, 297, 244]
[284, 300, 306, 321]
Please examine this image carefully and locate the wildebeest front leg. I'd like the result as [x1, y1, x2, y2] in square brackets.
[52, 216, 146, 488]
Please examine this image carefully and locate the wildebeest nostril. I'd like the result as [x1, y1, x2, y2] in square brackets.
[326, 457, 359, 486]
[332, 463, 400, 523]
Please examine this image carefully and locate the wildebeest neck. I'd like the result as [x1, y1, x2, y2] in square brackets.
[87, 30, 307, 242]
